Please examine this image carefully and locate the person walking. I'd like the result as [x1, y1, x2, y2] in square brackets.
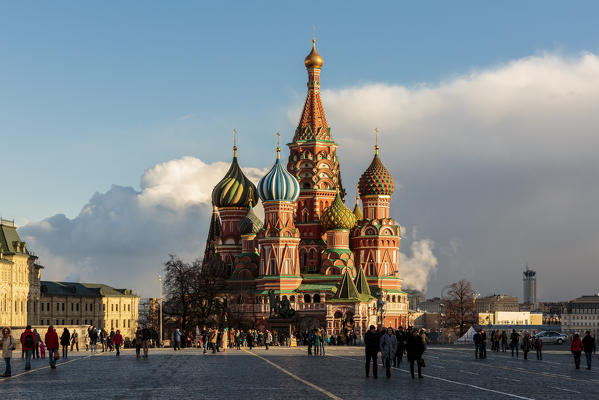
[473, 330, 482, 359]
[33, 329, 41, 359]
[364, 325, 379, 379]
[320, 329, 327, 356]
[265, 330, 272, 351]
[89, 326, 98, 353]
[313, 329, 321, 356]
[534, 335, 543, 360]
[173, 328, 182, 351]
[60, 328, 70, 359]
[112, 330, 123, 356]
[134, 327, 143, 358]
[20, 325, 36, 370]
[394, 326, 406, 367]
[45, 325, 59, 369]
[510, 329, 520, 358]
[493, 330, 500, 353]
[246, 330, 254, 350]
[582, 331, 596, 370]
[380, 327, 398, 378]
[571, 333, 583, 369]
[406, 329, 425, 379]
[501, 331, 508, 352]
[1, 327, 15, 377]
[307, 329, 314, 355]
[480, 329, 487, 359]
[141, 325, 152, 358]
[70, 331, 79, 352]
[222, 328, 229, 352]
[522, 332, 532, 360]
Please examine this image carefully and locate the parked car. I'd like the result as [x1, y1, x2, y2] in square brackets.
[534, 331, 567, 344]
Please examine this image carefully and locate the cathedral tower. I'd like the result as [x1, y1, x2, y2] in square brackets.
[256, 140, 302, 292]
[352, 139, 401, 291]
[287, 40, 343, 273]
[211, 140, 258, 275]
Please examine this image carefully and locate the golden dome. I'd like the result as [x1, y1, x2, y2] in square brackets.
[304, 40, 324, 69]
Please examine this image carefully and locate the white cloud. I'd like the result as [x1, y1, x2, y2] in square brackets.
[21, 157, 267, 297]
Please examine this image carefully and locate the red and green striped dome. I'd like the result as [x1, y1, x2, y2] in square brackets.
[238, 204, 264, 235]
[358, 154, 394, 196]
[321, 191, 357, 231]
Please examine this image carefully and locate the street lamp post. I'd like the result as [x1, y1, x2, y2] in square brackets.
[158, 274, 163, 348]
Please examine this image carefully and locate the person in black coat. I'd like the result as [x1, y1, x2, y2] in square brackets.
[582, 331, 596, 370]
[394, 326, 406, 367]
[364, 325, 379, 378]
[406, 329, 425, 379]
[60, 328, 71, 359]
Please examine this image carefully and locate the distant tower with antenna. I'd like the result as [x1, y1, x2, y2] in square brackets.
[523, 263, 537, 306]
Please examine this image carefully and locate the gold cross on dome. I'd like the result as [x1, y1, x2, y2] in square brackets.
[276, 132, 281, 158]
[313, 25, 316, 42]
[374, 128, 380, 154]
[233, 128, 238, 157]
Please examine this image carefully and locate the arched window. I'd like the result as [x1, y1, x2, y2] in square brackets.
[304, 294, 311, 303]
[313, 294, 321, 303]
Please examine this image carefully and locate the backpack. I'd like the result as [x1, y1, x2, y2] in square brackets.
[24, 332, 34, 348]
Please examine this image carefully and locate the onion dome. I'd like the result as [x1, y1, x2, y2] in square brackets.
[258, 146, 300, 202]
[212, 152, 258, 208]
[304, 39, 324, 69]
[358, 151, 394, 196]
[321, 191, 357, 231]
[238, 202, 263, 235]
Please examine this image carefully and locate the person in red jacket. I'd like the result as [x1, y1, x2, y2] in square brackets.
[44, 326, 59, 369]
[112, 330, 124, 356]
[570, 333, 583, 369]
[20, 325, 36, 371]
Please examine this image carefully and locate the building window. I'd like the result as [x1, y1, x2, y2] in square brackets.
[61, 319, 64, 325]
[57, 303, 59, 312]
[76, 319, 79, 324]
[71, 303, 74, 312]
[304, 294, 311, 303]
[85, 304, 88, 312]
[116, 304, 119, 312]
[111, 304, 114, 312]
[76, 303, 79, 311]
[40, 319, 43, 325]
[62, 303, 65, 311]
[116, 320, 119, 328]
[71, 319, 74, 325]
[313, 294, 321, 303]
[41, 303, 44, 312]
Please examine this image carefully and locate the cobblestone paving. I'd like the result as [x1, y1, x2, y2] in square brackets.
[1, 345, 597, 399]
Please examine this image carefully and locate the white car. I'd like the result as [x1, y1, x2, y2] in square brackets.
[534, 331, 567, 344]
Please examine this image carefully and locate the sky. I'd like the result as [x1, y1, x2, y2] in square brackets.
[2, 1, 599, 300]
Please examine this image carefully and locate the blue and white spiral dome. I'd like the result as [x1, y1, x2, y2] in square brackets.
[258, 153, 300, 202]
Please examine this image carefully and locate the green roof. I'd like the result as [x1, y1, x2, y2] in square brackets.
[354, 266, 371, 297]
[41, 281, 138, 298]
[334, 270, 360, 300]
[296, 283, 337, 292]
[254, 289, 296, 295]
[0, 220, 27, 254]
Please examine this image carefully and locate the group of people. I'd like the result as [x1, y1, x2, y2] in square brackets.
[197, 327, 275, 353]
[1, 325, 61, 377]
[472, 328, 596, 369]
[365, 325, 427, 379]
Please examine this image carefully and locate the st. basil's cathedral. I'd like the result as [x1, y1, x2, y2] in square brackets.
[203, 40, 409, 339]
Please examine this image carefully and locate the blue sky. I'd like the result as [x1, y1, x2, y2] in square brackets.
[4, 2, 599, 299]
[3, 1, 599, 221]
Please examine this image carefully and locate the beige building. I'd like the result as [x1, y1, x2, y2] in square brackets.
[478, 311, 543, 326]
[561, 294, 599, 337]
[0, 219, 43, 327]
[39, 281, 139, 338]
[476, 294, 519, 314]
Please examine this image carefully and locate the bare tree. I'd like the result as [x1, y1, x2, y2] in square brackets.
[443, 279, 477, 337]
[163, 254, 231, 332]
